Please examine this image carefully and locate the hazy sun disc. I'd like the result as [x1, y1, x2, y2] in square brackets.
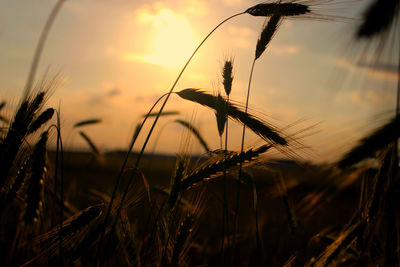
[125, 7, 196, 69]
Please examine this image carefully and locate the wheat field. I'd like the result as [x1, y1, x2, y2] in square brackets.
[0, 0, 399, 266]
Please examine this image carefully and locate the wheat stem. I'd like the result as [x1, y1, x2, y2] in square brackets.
[98, 13, 244, 266]
[54, 107, 65, 265]
[221, 95, 230, 263]
[97, 92, 172, 265]
[23, 0, 66, 99]
[135, 12, 244, 170]
[233, 59, 256, 261]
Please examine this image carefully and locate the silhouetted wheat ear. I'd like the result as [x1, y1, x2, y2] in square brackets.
[24, 131, 48, 224]
[73, 118, 102, 128]
[338, 115, 399, 169]
[245, 2, 310, 17]
[171, 214, 194, 265]
[35, 203, 104, 246]
[222, 60, 233, 96]
[28, 108, 54, 134]
[71, 216, 108, 261]
[60, 203, 104, 237]
[5, 158, 30, 204]
[79, 131, 100, 156]
[311, 221, 365, 266]
[27, 91, 45, 115]
[176, 89, 287, 145]
[0, 101, 5, 111]
[0, 92, 46, 188]
[144, 111, 180, 117]
[215, 93, 227, 137]
[356, 0, 400, 38]
[169, 158, 185, 209]
[115, 208, 137, 265]
[175, 119, 211, 152]
[181, 145, 271, 189]
[255, 14, 282, 60]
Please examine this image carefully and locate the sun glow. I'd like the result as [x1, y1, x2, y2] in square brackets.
[126, 7, 196, 68]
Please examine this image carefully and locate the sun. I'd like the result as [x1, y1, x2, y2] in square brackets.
[126, 7, 197, 69]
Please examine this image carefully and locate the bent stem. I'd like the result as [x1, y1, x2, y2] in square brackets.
[96, 92, 169, 262]
[24, 0, 66, 100]
[98, 11, 244, 266]
[134, 12, 244, 170]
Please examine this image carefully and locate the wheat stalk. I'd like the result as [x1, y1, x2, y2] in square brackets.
[23, 0, 66, 99]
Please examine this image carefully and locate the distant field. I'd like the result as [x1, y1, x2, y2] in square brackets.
[49, 150, 359, 265]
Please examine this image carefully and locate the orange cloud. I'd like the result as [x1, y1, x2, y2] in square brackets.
[334, 58, 399, 81]
[228, 26, 254, 48]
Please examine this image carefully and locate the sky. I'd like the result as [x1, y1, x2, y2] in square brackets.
[0, 0, 398, 162]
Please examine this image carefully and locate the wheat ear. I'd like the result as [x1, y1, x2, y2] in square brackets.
[24, 131, 48, 224]
[174, 120, 211, 153]
[176, 89, 287, 145]
[0, 92, 45, 188]
[73, 119, 102, 128]
[181, 145, 270, 189]
[245, 2, 310, 17]
[28, 108, 54, 134]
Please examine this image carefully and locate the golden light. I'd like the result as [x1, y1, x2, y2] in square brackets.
[125, 7, 196, 69]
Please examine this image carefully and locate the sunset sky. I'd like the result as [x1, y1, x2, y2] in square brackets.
[0, 0, 398, 162]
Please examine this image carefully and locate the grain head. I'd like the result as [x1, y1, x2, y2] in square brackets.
[245, 2, 310, 17]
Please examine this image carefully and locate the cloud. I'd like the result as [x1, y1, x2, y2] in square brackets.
[184, 0, 207, 15]
[108, 87, 121, 97]
[228, 26, 254, 48]
[334, 58, 399, 81]
[350, 88, 395, 107]
[270, 45, 301, 55]
[222, 0, 243, 6]
[124, 3, 196, 68]
[86, 82, 123, 106]
[187, 72, 208, 83]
